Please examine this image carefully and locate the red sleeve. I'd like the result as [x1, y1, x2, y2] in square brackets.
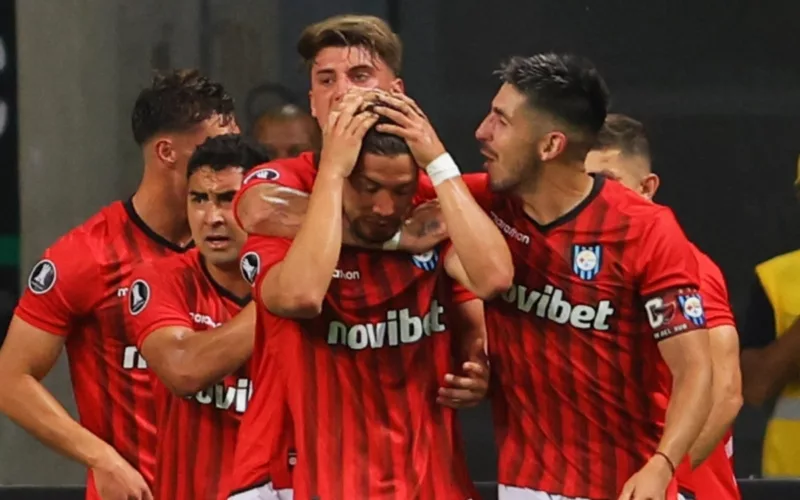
[239, 235, 293, 306]
[695, 250, 735, 329]
[14, 232, 102, 337]
[415, 172, 493, 210]
[126, 261, 192, 350]
[233, 158, 315, 229]
[636, 207, 707, 341]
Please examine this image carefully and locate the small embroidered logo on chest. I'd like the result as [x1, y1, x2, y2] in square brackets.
[411, 249, 439, 272]
[572, 244, 602, 280]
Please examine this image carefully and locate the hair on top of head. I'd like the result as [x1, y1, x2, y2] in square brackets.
[186, 134, 271, 179]
[297, 14, 403, 75]
[357, 102, 411, 158]
[594, 113, 651, 161]
[131, 69, 235, 146]
[496, 53, 610, 135]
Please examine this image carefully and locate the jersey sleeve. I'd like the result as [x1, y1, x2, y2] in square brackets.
[233, 158, 315, 229]
[14, 231, 102, 337]
[415, 172, 493, 210]
[239, 235, 293, 306]
[696, 251, 736, 329]
[636, 208, 707, 341]
[739, 275, 776, 349]
[126, 261, 192, 350]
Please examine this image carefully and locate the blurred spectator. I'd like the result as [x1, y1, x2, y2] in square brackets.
[251, 104, 320, 159]
[739, 160, 800, 477]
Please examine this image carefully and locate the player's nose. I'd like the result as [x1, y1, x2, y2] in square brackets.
[371, 191, 395, 217]
[475, 115, 493, 142]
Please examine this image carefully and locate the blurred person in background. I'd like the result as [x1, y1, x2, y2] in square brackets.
[127, 134, 271, 500]
[585, 113, 742, 500]
[739, 159, 800, 477]
[0, 70, 238, 500]
[252, 103, 320, 159]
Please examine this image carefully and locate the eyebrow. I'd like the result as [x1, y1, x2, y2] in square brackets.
[492, 106, 511, 121]
[188, 189, 238, 197]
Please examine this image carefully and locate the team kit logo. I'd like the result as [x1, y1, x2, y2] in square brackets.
[240, 251, 260, 284]
[411, 249, 439, 272]
[128, 279, 151, 316]
[678, 293, 706, 325]
[28, 259, 57, 294]
[572, 244, 602, 281]
[243, 168, 280, 185]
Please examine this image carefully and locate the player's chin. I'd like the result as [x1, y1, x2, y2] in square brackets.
[203, 250, 239, 267]
[357, 224, 401, 244]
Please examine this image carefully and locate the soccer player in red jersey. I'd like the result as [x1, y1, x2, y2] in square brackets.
[375, 54, 713, 499]
[465, 54, 713, 500]
[231, 88, 509, 500]
[0, 70, 238, 500]
[126, 134, 277, 500]
[585, 114, 742, 500]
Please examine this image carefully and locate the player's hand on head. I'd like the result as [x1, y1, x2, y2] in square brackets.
[398, 200, 447, 254]
[373, 92, 446, 168]
[617, 454, 672, 500]
[437, 337, 490, 409]
[319, 90, 379, 178]
[92, 449, 153, 500]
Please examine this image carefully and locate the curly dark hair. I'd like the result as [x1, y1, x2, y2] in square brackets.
[131, 69, 236, 146]
[186, 134, 270, 178]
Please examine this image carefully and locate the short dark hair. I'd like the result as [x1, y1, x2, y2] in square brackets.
[187, 134, 270, 179]
[497, 53, 610, 159]
[358, 104, 411, 160]
[131, 69, 235, 146]
[297, 15, 403, 75]
[594, 113, 651, 161]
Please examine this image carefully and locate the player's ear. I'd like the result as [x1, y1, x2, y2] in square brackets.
[390, 78, 405, 94]
[540, 131, 567, 162]
[154, 138, 176, 166]
[640, 173, 660, 200]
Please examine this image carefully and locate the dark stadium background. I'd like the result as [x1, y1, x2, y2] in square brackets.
[1, 0, 800, 498]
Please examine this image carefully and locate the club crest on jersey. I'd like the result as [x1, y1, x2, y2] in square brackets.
[243, 168, 280, 185]
[128, 279, 151, 316]
[678, 293, 705, 326]
[572, 244, 602, 280]
[411, 249, 439, 272]
[28, 259, 57, 294]
[240, 251, 260, 285]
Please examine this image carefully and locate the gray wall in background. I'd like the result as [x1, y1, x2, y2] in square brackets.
[0, 0, 280, 485]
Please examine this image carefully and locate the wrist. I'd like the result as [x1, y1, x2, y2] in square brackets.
[425, 152, 461, 187]
[651, 451, 677, 477]
[86, 442, 119, 470]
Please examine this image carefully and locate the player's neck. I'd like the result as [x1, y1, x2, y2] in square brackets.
[131, 173, 192, 247]
[517, 163, 594, 226]
[205, 260, 250, 300]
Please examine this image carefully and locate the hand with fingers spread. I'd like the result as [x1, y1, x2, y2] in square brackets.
[372, 92, 447, 168]
[437, 336, 490, 408]
[318, 91, 380, 178]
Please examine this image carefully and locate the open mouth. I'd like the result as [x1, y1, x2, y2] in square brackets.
[205, 235, 230, 248]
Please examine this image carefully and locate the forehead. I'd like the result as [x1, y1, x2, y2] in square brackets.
[312, 46, 390, 73]
[357, 153, 417, 184]
[188, 166, 244, 190]
[492, 83, 530, 118]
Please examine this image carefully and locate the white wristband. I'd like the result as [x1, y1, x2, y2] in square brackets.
[382, 230, 401, 250]
[425, 152, 461, 187]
